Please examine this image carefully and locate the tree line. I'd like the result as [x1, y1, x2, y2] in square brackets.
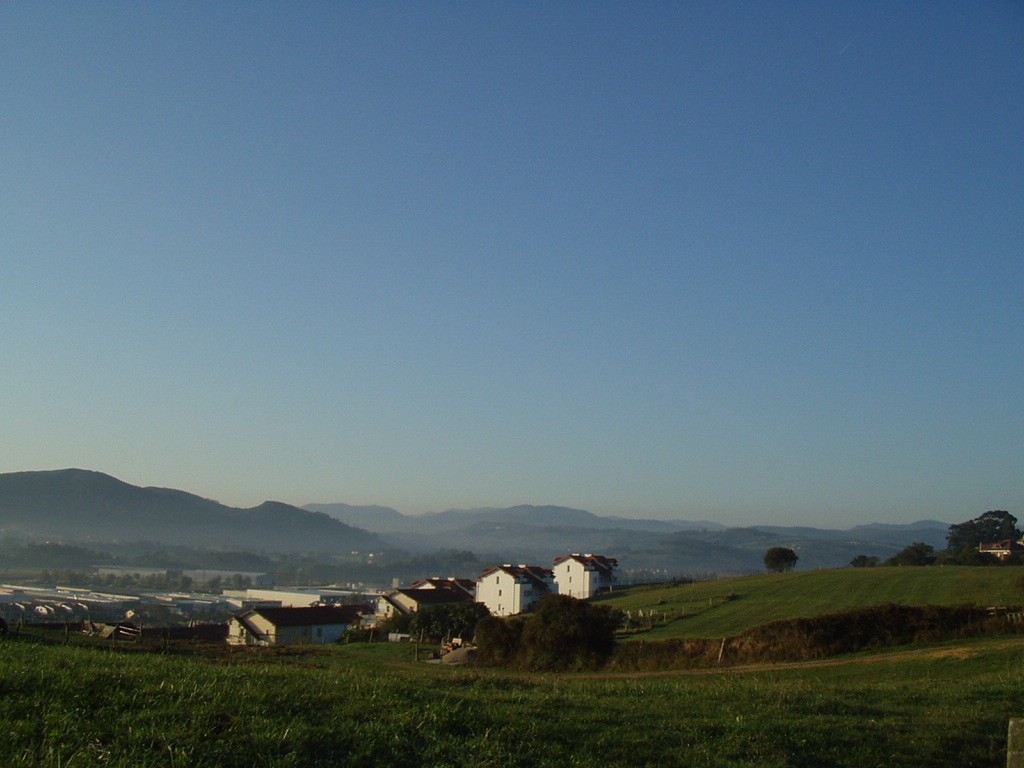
[851, 510, 1021, 567]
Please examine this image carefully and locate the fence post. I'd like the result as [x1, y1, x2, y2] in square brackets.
[1008, 719, 1023, 768]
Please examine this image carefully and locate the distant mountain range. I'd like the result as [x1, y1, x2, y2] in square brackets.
[303, 502, 720, 535]
[0, 470, 952, 575]
[303, 502, 952, 573]
[0, 469, 381, 553]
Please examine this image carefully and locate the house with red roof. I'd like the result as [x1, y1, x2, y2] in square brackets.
[553, 553, 618, 599]
[475, 564, 554, 616]
[409, 577, 477, 597]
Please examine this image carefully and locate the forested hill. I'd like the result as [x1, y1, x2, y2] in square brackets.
[0, 469, 381, 553]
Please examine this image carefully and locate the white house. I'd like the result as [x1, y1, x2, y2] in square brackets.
[228, 605, 370, 646]
[978, 539, 1024, 561]
[475, 564, 554, 617]
[373, 586, 475, 625]
[553, 553, 618, 598]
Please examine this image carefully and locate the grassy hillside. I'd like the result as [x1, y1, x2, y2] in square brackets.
[597, 566, 1024, 640]
[1, 632, 1022, 767]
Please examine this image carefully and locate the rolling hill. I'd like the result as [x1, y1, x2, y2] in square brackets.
[0, 469, 382, 553]
[597, 565, 1024, 639]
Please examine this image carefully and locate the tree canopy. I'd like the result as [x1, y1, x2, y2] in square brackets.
[886, 542, 936, 567]
[946, 511, 1020, 554]
[409, 601, 490, 643]
[763, 546, 799, 573]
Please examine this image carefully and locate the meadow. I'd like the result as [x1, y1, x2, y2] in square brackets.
[2, 566, 1023, 767]
[598, 566, 1024, 640]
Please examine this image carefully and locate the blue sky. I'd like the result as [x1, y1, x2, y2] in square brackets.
[1, 2, 1021, 526]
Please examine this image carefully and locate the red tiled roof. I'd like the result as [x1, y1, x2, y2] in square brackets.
[553, 553, 618, 576]
[410, 577, 477, 595]
[244, 605, 370, 628]
[394, 588, 474, 606]
[478, 564, 554, 590]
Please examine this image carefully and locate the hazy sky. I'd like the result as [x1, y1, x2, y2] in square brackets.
[2, 3, 1021, 527]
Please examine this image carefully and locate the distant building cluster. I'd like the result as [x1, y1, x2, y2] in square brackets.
[227, 553, 619, 647]
[0, 583, 235, 625]
[375, 553, 618, 622]
[3, 552, 619, 649]
[95, 566, 273, 587]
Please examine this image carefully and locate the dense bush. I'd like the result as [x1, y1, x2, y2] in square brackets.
[610, 638, 721, 672]
[518, 595, 622, 671]
[474, 615, 525, 666]
[885, 542, 936, 566]
[727, 604, 1000, 662]
[849, 554, 879, 567]
[475, 595, 622, 671]
[373, 612, 413, 638]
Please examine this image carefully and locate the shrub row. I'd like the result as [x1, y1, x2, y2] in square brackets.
[609, 603, 1023, 671]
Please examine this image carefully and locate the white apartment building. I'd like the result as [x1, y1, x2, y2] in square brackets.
[552, 553, 618, 598]
[475, 564, 554, 617]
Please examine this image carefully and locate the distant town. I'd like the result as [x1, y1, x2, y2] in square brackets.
[0, 553, 619, 653]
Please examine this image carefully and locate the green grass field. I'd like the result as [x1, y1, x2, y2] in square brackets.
[2, 567, 1023, 767]
[597, 566, 1024, 640]
[1, 632, 1022, 767]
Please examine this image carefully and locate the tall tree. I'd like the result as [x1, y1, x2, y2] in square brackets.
[947, 511, 1020, 554]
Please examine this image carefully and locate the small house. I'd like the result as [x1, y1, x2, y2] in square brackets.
[978, 540, 1024, 561]
[228, 605, 370, 646]
[374, 586, 475, 624]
